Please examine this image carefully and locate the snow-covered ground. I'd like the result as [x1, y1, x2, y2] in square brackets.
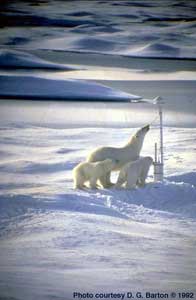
[0, 1, 196, 299]
[0, 120, 196, 300]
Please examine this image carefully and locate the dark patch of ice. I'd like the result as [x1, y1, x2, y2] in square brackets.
[56, 148, 78, 154]
[5, 37, 30, 46]
[66, 11, 95, 17]
[0, 13, 102, 28]
[146, 16, 196, 23]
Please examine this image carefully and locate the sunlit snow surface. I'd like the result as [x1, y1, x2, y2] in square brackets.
[0, 1, 196, 299]
[0, 120, 196, 300]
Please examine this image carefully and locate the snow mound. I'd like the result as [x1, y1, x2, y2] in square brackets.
[0, 75, 141, 101]
[167, 172, 196, 187]
[0, 49, 79, 70]
[64, 177, 196, 220]
[126, 43, 180, 58]
[112, 180, 196, 219]
[71, 37, 121, 52]
[1, 179, 196, 222]
[69, 179, 196, 220]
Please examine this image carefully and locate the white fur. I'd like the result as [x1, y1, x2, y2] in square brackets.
[87, 125, 150, 187]
[73, 159, 115, 189]
[115, 156, 153, 189]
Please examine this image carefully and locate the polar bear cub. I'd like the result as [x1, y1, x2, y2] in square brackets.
[73, 159, 116, 189]
[115, 156, 153, 189]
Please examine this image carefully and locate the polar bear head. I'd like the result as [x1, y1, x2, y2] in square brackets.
[135, 124, 150, 138]
[127, 124, 150, 153]
[142, 156, 153, 165]
[100, 159, 117, 172]
[139, 156, 153, 165]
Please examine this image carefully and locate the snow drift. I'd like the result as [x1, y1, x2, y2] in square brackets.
[0, 75, 141, 101]
[0, 49, 80, 70]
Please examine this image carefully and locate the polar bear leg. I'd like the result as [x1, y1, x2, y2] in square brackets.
[105, 172, 114, 187]
[99, 172, 112, 188]
[115, 170, 126, 188]
[136, 178, 143, 187]
[89, 176, 98, 189]
[98, 174, 106, 187]
[126, 171, 138, 189]
[74, 173, 86, 189]
[139, 166, 150, 187]
[137, 177, 145, 187]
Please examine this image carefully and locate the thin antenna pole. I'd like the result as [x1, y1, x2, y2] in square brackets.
[153, 96, 164, 182]
[159, 103, 164, 167]
[155, 142, 157, 163]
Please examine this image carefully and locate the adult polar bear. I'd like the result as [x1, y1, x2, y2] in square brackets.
[87, 125, 150, 188]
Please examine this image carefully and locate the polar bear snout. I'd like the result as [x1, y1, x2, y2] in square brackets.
[142, 124, 150, 132]
[135, 124, 150, 139]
